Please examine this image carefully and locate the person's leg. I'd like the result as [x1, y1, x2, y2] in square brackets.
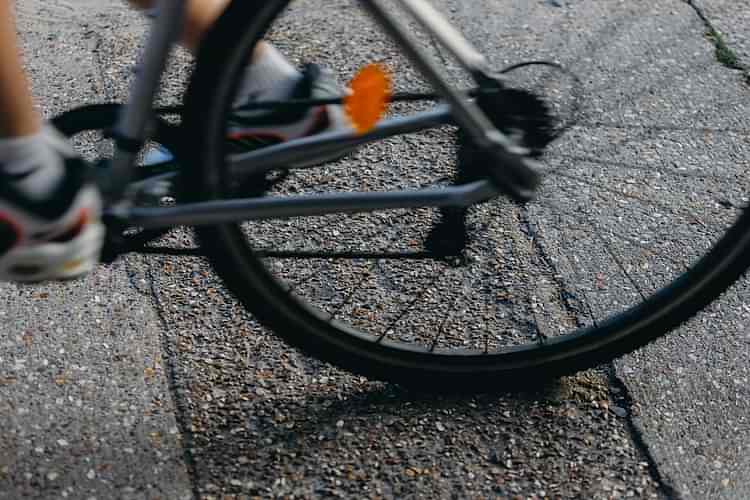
[133, 0, 351, 201]
[0, 0, 104, 282]
[127, 0, 267, 60]
[127, 0, 300, 103]
[127, 0, 232, 52]
[0, 0, 40, 137]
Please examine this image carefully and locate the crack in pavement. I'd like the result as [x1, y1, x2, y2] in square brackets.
[610, 2, 750, 499]
[608, 366, 681, 500]
[524, 182, 676, 499]
[682, 0, 750, 80]
[143, 257, 202, 500]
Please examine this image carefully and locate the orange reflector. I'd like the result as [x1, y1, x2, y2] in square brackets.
[344, 63, 392, 135]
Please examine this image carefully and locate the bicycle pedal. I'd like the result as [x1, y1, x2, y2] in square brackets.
[141, 144, 175, 166]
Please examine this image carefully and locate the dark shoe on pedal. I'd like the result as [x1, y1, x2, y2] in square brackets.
[0, 135, 104, 282]
[227, 63, 353, 164]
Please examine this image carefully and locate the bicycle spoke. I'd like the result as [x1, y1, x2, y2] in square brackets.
[548, 152, 746, 186]
[429, 308, 454, 353]
[588, 220, 649, 301]
[282, 263, 323, 295]
[500, 209, 549, 343]
[127, 245, 201, 258]
[548, 169, 715, 233]
[538, 195, 665, 300]
[536, 191, 691, 271]
[535, 215, 603, 329]
[379, 272, 441, 342]
[254, 249, 436, 260]
[523, 208, 598, 330]
[576, 121, 749, 136]
[460, 201, 567, 347]
[328, 268, 374, 321]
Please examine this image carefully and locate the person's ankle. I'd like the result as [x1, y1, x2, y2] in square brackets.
[235, 43, 302, 105]
[0, 114, 41, 139]
[0, 127, 67, 202]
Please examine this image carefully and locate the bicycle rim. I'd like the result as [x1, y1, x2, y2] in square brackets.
[183, 0, 750, 389]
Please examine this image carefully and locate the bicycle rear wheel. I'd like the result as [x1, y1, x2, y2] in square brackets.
[182, 0, 750, 390]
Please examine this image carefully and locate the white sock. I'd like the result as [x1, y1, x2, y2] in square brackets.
[0, 125, 71, 201]
[235, 43, 302, 106]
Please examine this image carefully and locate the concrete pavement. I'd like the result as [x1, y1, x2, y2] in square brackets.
[1, 1, 748, 498]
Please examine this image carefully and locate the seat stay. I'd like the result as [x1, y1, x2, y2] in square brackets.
[107, 0, 186, 202]
[361, 0, 540, 200]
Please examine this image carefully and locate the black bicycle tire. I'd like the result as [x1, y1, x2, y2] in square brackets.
[181, 0, 750, 390]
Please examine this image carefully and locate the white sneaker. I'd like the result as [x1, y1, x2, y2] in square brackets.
[0, 137, 104, 282]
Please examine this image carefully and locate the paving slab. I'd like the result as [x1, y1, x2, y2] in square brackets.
[1, 2, 193, 499]
[3, 1, 749, 499]
[692, 0, 750, 68]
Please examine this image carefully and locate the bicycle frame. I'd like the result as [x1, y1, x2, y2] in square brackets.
[106, 0, 537, 230]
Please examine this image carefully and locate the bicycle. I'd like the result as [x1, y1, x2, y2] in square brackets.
[51, 0, 750, 391]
